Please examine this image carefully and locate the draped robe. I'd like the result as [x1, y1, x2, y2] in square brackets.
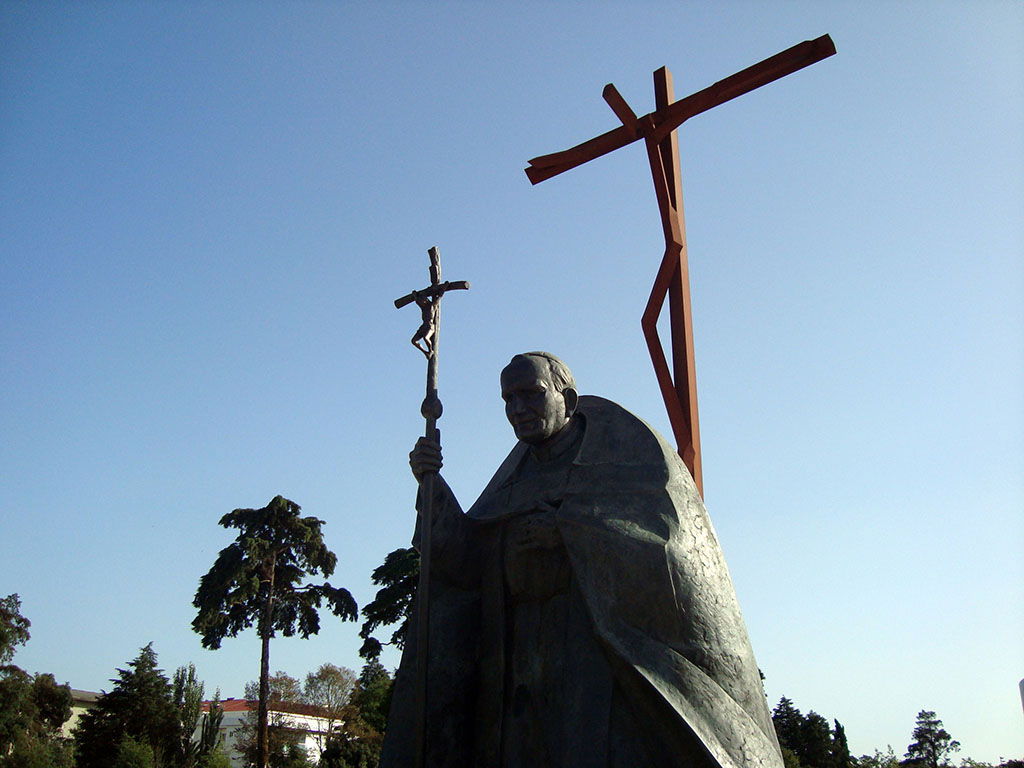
[381, 396, 782, 768]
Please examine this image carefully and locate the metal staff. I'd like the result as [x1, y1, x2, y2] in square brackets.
[394, 246, 469, 768]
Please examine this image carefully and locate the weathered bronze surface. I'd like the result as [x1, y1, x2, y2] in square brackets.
[383, 354, 783, 768]
[393, 246, 469, 768]
[525, 35, 836, 497]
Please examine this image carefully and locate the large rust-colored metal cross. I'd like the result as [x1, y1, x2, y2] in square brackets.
[526, 35, 835, 497]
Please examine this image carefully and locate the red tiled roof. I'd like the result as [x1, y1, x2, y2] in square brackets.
[201, 699, 333, 718]
[203, 698, 252, 712]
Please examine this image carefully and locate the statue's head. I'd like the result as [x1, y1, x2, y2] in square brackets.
[500, 352, 579, 446]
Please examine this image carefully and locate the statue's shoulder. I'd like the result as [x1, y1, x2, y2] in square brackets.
[575, 395, 677, 469]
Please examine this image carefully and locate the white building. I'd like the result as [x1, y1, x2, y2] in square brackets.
[204, 698, 339, 768]
[60, 689, 100, 738]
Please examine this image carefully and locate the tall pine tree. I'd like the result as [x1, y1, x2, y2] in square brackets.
[192, 496, 357, 768]
[904, 710, 960, 768]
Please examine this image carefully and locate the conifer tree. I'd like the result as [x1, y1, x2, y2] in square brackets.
[773, 696, 806, 760]
[352, 660, 393, 735]
[832, 719, 852, 768]
[358, 547, 418, 660]
[802, 711, 834, 768]
[74, 644, 180, 768]
[192, 496, 357, 768]
[903, 710, 960, 768]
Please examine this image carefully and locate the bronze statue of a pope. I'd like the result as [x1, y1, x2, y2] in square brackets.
[382, 352, 782, 768]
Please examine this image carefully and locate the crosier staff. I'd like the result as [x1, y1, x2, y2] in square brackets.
[393, 246, 469, 768]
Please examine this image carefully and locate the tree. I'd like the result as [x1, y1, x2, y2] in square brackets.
[351, 661, 392, 736]
[0, 596, 74, 768]
[173, 664, 205, 767]
[358, 548, 418, 661]
[0, 670, 74, 768]
[195, 692, 225, 765]
[855, 747, 900, 768]
[832, 720, 852, 768]
[320, 661, 393, 768]
[903, 710, 960, 768]
[302, 664, 355, 758]
[780, 748, 803, 768]
[113, 738, 156, 768]
[197, 752, 232, 768]
[192, 496, 357, 768]
[74, 644, 181, 768]
[0, 594, 31, 666]
[772, 696, 854, 768]
[773, 697, 806, 762]
[801, 711, 834, 768]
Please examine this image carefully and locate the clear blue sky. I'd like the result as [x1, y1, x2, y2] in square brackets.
[2, 1, 1021, 762]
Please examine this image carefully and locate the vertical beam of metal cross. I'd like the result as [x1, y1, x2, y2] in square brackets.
[525, 35, 836, 498]
[652, 66, 702, 493]
[606, 71, 703, 495]
[393, 246, 469, 768]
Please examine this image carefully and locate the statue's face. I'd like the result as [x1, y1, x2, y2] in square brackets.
[500, 357, 571, 445]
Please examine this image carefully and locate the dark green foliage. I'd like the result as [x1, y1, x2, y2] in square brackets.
[781, 747, 804, 768]
[351, 661, 393, 735]
[0, 668, 74, 768]
[196, 693, 225, 763]
[197, 751, 232, 768]
[0, 594, 31, 666]
[772, 697, 853, 768]
[902, 710, 960, 768]
[832, 720, 852, 768]
[113, 738, 156, 768]
[0, 728, 75, 768]
[192, 496, 357, 650]
[29, 674, 72, 733]
[358, 548, 418, 661]
[773, 697, 806, 761]
[854, 748, 900, 768]
[0, 667, 35, 753]
[192, 496, 357, 768]
[319, 732, 381, 768]
[74, 644, 181, 768]
[318, 661, 393, 768]
[802, 711, 833, 768]
[173, 664, 205, 767]
[0, 597, 74, 768]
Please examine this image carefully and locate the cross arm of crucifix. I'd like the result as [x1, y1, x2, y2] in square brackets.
[525, 34, 835, 185]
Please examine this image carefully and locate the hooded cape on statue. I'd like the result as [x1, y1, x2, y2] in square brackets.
[381, 396, 782, 768]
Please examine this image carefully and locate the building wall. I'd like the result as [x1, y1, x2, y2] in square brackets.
[201, 705, 335, 768]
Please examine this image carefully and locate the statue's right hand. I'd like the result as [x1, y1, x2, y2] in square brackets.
[409, 436, 443, 481]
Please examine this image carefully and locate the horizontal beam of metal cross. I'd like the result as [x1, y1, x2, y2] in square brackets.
[525, 34, 835, 185]
[523, 35, 836, 496]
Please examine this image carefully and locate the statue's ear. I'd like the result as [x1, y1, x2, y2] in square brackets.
[562, 387, 579, 417]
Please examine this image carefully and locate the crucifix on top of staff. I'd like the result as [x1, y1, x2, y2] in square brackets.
[393, 246, 469, 768]
[526, 34, 836, 498]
